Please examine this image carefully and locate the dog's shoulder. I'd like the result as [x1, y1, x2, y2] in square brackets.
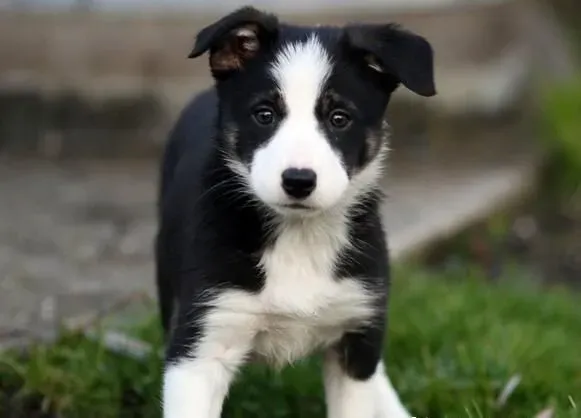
[159, 87, 218, 202]
[170, 87, 219, 154]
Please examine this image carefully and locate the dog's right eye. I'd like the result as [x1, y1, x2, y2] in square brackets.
[253, 107, 276, 126]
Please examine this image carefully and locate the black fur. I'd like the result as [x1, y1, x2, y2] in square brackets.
[155, 6, 436, 413]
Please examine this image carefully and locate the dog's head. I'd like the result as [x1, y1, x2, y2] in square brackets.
[190, 6, 436, 216]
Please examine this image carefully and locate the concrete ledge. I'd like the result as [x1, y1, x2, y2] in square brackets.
[0, 0, 530, 101]
[1, 0, 513, 15]
[0, 1, 524, 73]
[0, 40, 531, 115]
[0, 70, 529, 158]
[0, 0, 571, 158]
[386, 153, 540, 260]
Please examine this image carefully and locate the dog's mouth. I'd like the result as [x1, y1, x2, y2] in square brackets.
[281, 203, 312, 210]
[273, 202, 319, 215]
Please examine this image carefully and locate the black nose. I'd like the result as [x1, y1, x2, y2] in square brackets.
[281, 168, 317, 199]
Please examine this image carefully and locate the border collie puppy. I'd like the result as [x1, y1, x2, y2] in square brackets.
[156, 6, 435, 417]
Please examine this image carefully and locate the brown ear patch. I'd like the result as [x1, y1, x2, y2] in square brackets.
[210, 24, 261, 73]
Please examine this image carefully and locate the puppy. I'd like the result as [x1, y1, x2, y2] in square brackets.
[155, 6, 435, 418]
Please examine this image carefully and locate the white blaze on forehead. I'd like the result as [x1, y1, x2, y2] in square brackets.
[248, 34, 350, 211]
[270, 35, 332, 115]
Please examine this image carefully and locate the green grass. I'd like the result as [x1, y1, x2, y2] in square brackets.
[540, 76, 581, 202]
[1, 265, 580, 418]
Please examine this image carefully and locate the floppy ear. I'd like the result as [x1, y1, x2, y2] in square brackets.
[344, 24, 436, 97]
[188, 6, 279, 77]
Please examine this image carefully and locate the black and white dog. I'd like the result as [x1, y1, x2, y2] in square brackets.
[156, 6, 435, 417]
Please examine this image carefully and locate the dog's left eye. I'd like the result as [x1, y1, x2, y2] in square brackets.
[253, 106, 276, 126]
[329, 109, 351, 130]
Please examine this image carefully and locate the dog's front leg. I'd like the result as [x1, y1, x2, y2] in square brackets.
[371, 361, 411, 418]
[323, 328, 411, 418]
[324, 349, 376, 418]
[162, 304, 254, 418]
[163, 358, 238, 418]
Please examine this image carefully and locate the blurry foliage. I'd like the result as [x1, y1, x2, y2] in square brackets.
[545, 0, 581, 56]
[539, 0, 581, 205]
[2, 266, 581, 418]
[540, 76, 581, 205]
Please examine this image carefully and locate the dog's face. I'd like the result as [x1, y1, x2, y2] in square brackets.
[190, 7, 435, 216]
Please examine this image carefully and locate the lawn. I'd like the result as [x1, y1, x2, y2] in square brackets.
[1, 264, 580, 418]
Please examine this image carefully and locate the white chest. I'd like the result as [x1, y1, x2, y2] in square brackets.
[252, 277, 374, 366]
[203, 218, 375, 366]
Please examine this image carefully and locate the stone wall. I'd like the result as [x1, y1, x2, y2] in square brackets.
[0, 0, 569, 158]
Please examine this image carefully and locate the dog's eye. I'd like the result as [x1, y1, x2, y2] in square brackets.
[253, 106, 275, 126]
[329, 109, 351, 130]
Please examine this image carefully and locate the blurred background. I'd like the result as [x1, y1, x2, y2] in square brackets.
[0, 0, 580, 417]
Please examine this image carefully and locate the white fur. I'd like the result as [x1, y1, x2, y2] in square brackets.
[252, 214, 374, 365]
[165, 113, 396, 418]
[250, 35, 350, 211]
[162, 215, 370, 417]
[324, 353, 411, 418]
[338, 141, 388, 213]
[373, 361, 412, 417]
[198, 213, 374, 367]
[162, 208, 411, 417]
[163, 298, 255, 418]
[324, 352, 375, 418]
[163, 356, 240, 418]
[162, 36, 407, 418]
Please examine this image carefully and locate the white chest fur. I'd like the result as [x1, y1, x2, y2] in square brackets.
[201, 216, 375, 367]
